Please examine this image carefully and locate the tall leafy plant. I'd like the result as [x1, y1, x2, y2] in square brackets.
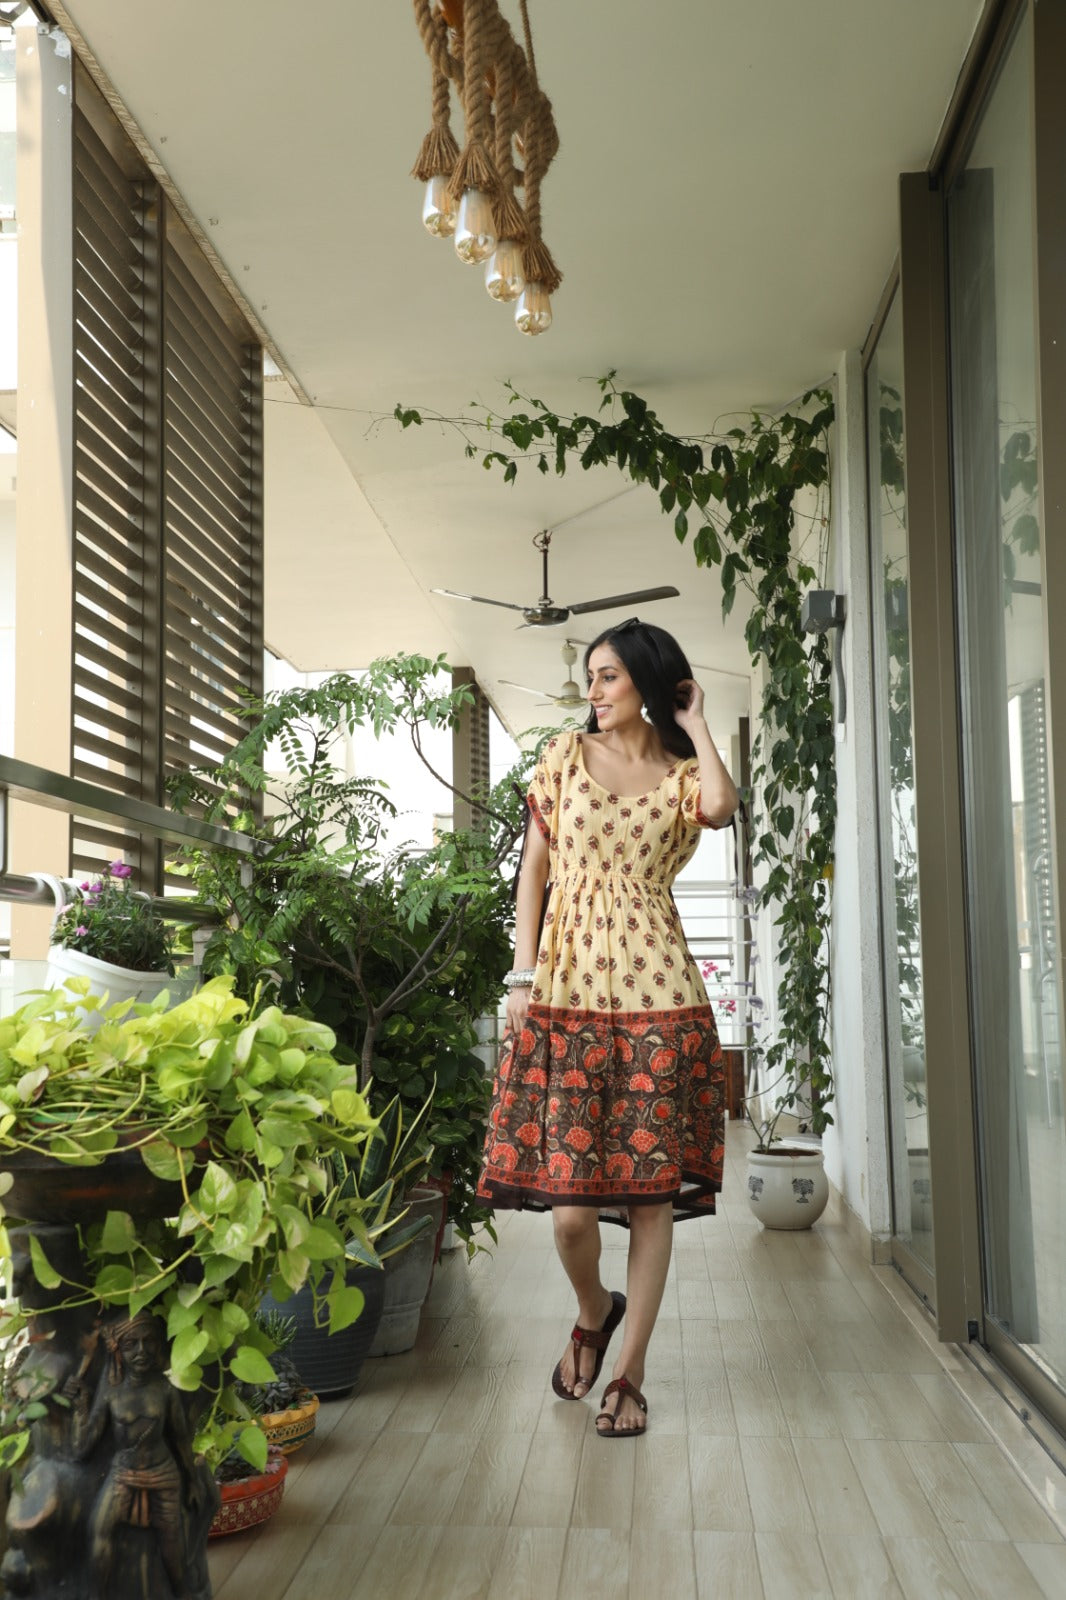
[172, 654, 532, 1244]
[393, 374, 836, 1134]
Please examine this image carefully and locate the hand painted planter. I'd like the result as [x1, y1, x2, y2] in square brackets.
[210, 1450, 289, 1538]
[746, 1145, 829, 1229]
[260, 1390, 319, 1454]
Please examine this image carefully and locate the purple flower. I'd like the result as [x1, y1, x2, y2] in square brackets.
[88, 882, 103, 895]
[109, 861, 133, 879]
[79, 881, 91, 891]
[75, 924, 89, 936]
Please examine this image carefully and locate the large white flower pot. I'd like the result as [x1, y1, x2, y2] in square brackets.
[46, 944, 175, 1027]
[746, 1146, 829, 1230]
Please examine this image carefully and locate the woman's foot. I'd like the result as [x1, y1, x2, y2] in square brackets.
[552, 1288, 623, 1399]
[596, 1369, 648, 1436]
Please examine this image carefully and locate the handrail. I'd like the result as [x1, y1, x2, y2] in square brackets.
[0, 754, 265, 865]
[0, 871, 218, 927]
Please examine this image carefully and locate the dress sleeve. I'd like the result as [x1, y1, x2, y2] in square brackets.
[678, 758, 731, 830]
[526, 733, 566, 842]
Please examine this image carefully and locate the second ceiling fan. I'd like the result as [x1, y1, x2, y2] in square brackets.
[432, 529, 679, 628]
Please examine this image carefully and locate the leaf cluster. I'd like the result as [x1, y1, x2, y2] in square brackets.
[0, 977, 384, 1472]
[171, 654, 537, 1248]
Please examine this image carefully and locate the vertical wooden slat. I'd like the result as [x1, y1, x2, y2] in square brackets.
[69, 67, 264, 892]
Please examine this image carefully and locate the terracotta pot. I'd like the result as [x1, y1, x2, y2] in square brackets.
[260, 1390, 319, 1454]
[210, 1450, 288, 1538]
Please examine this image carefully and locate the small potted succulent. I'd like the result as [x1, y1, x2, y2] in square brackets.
[44, 859, 178, 1014]
[236, 1310, 320, 1457]
[209, 1310, 317, 1539]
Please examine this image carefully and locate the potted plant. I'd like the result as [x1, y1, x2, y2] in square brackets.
[211, 1446, 289, 1540]
[260, 1092, 436, 1391]
[170, 653, 532, 1264]
[42, 860, 179, 1017]
[234, 1309, 319, 1456]
[0, 976, 380, 1596]
[743, 1033, 829, 1231]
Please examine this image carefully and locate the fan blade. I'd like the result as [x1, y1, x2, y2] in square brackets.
[431, 588, 530, 614]
[567, 585, 680, 616]
[500, 679, 554, 698]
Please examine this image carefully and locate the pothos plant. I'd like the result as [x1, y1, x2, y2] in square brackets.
[0, 977, 382, 1473]
[393, 374, 836, 1139]
[170, 653, 535, 1248]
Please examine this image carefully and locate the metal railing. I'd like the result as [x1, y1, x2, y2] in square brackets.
[0, 754, 265, 930]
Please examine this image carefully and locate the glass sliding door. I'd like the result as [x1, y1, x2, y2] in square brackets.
[866, 291, 933, 1275]
[947, 8, 1066, 1389]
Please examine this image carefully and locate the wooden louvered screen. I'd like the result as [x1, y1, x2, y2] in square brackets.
[162, 238, 262, 811]
[70, 63, 262, 889]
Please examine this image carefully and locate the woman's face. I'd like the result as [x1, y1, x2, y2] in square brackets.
[586, 644, 643, 732]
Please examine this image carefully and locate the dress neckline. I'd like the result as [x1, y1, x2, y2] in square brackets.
[574, 732, 680, 801]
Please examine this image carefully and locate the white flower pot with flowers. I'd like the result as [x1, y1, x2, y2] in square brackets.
[41, 863, 179, 1024]
[699, 957, 829, 1231]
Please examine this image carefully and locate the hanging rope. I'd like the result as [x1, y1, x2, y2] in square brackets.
[410, 0, 463, 180]
[409, 0, 562, 300]
[447, 0, 504, 204]
[490, 27, 527, 244]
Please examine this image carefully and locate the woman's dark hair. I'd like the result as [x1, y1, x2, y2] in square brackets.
[583, 619, 696, 760]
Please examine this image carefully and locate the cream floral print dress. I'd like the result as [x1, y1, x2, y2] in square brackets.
[478, 730, 727, 1224]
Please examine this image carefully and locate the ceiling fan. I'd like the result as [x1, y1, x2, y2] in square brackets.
[500, 639, 587, 708]
[432, 529, 679, 628]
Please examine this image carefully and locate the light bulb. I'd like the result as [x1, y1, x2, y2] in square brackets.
[454, 189, 496, 264]
[421, 175, 457, 237]
[515, 281, 552, 335]
[485, 238, 525, 302]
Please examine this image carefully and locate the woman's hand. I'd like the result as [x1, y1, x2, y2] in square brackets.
[506, 985, 532, 1035]
[674, 678, 706, 735]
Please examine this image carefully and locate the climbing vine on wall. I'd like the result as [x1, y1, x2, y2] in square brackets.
[394, 373, 837, 1135]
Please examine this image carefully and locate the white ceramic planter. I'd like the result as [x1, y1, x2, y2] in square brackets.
[746, 1145, 829, 1230]
[46, 944, 175, 1026]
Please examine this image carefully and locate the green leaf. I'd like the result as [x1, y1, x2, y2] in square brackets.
[171, 1325, 210, 1371]
[94, 1263, 135, 1300]
[328, 1282, 366, 1334]
[98, 1210, 137, 1254]
[236, 1424, 269, 1472]
[28, 1234, 61, 1289]
[230, 1345, 278, 1386]
[198, 1161, 238, 1215]
[139, 1141, 188, 1182]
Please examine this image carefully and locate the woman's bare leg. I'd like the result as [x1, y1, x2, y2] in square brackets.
[552, 1205, 615, 1397]
[597, 1201, 673, 1434]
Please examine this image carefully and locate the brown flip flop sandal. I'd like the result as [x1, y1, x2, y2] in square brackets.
[596, 1374, 648, 1438]
[550, 1290, 626, 1400]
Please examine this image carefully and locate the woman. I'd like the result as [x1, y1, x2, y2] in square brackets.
[477, 617, 739, 1438]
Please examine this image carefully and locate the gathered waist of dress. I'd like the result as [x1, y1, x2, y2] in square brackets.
[551, 865, 671, 891]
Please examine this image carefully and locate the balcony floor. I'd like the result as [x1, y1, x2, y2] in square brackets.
[209, 1123, 1066, 1599]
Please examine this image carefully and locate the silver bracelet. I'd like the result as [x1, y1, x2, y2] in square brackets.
[503, 968, 535, 990]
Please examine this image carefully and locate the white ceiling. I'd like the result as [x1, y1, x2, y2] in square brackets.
[52, 0, 983, 743]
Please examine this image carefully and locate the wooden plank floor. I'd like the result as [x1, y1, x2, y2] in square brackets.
[210, 1124, 1066, 1599]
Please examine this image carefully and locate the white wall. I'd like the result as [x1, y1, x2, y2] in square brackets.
[823, 352, 891, 1242]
